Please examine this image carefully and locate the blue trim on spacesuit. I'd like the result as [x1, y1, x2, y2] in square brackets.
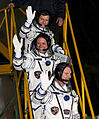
[38, 88, 47, 96]
[14, 56, 22, 60]
[52, 84, 70, 93]
[23, 24, 31, 29]
[33, 24, 47, 33]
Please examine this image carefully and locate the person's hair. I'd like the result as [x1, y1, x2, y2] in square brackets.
[55, 62, 71, 81]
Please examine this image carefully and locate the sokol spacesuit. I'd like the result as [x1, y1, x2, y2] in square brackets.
[13, 33, 60, 93]
[19, 6, 64, 54]
[32, 62, 80, 119]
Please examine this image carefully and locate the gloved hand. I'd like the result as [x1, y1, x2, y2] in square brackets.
[26, 6, 36, 24]
[57, 47, 64, 54]
[52, 44, 64, 54]
[13, 34, 23, 58]
[41, 71, 54, 91]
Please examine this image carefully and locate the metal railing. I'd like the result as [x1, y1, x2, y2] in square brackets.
[63, 3, 95, 119]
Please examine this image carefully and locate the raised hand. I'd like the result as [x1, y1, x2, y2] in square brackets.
[53, 44, 64, 54]
[13, 34, 23, 58]
[26, 6, 36, 24]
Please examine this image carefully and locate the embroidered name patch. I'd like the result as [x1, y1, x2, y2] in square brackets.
[51, 106, 59, 115]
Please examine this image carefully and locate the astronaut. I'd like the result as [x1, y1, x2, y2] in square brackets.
[19, 6, 64, 54]
[32, 62, 80, 119]
[13, 33, 61, 93]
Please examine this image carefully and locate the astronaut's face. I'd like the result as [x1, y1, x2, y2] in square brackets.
[36, 37, 48, 54]
[61, 67, 72, 84]
[38, 15, 50, 28]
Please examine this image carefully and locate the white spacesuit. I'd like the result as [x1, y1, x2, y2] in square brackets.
[32, 63, 80, 119]
[13, 34, 60, 92]
[19, 6, 64, 54]
[13, 52, 60, 91]
[13, 33, 71, 117]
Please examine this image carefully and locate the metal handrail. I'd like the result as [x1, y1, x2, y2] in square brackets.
[63, 12, 83, 113]
[63, 3, 95, 119]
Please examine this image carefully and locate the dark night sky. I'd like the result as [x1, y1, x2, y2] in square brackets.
[68, 0, 99, 62]
[67, 0, 99, 116]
